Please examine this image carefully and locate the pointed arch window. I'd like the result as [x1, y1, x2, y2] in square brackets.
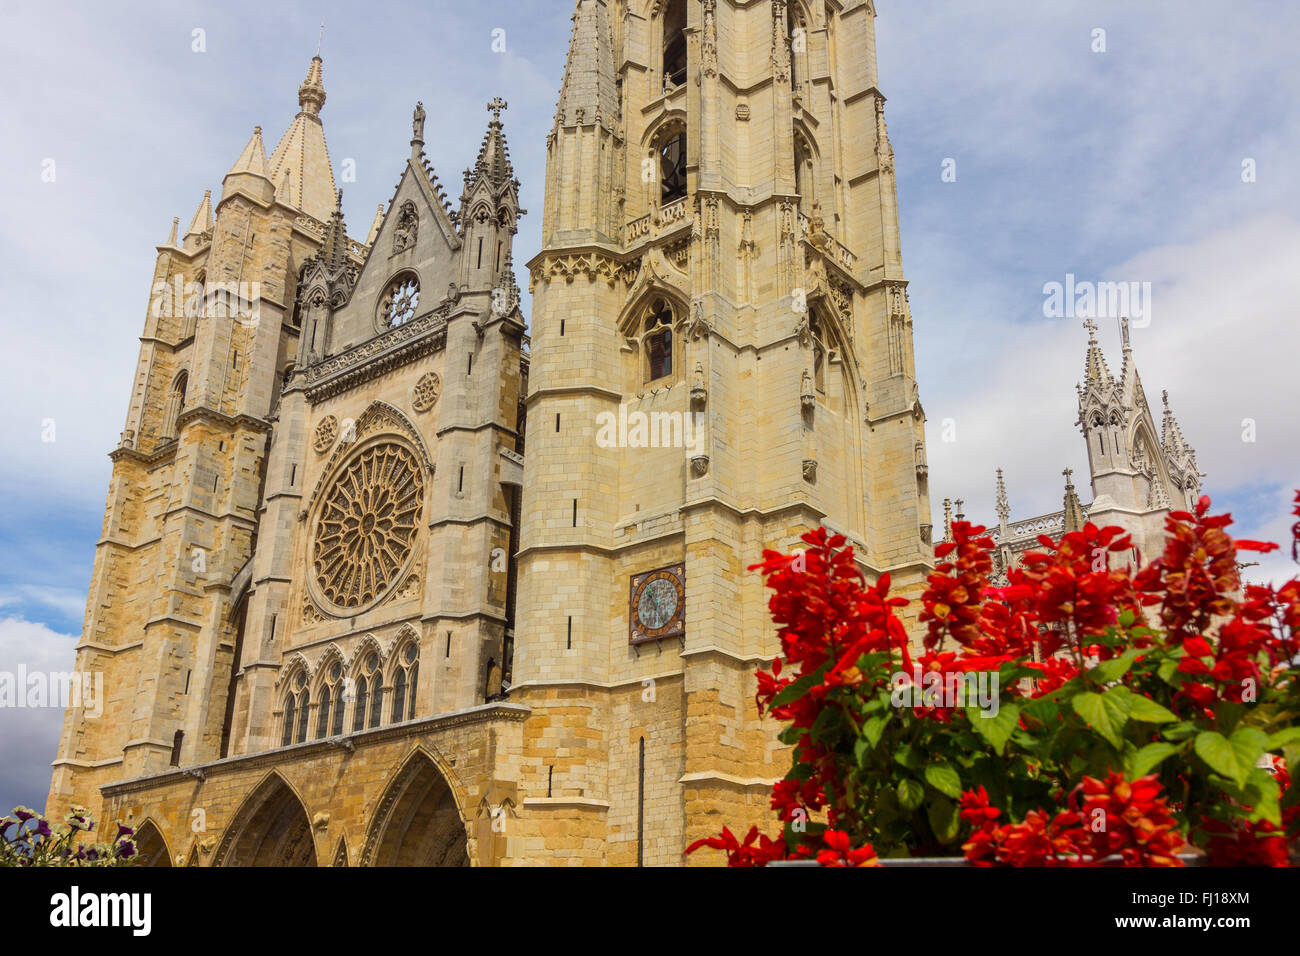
[353, 652, 384, 731]
[391, 642, 419, 723]
[660, 131, 687, 205]
[663, 0, 687, 91]
[642, 298, 676, 383]
[283, 669, 309, 746]
[316, 660, 344, 738]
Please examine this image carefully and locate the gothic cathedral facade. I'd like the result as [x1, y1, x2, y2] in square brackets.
[50, 0, 933, 866]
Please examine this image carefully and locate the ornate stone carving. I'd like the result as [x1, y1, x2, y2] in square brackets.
[313, 415, 339, 454]
[392, 201, 418, 254]
[691, 362, 707, 410]
[412, 372, 442, 412]
[312, 442, 424, 612]
[802, 458, 818, 483]
[302, 597, 327, 626]
[690, 455, 710, 478]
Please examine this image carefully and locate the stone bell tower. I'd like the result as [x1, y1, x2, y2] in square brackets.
[511, 0, 932, 865]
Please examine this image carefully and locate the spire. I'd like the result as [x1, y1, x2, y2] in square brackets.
[297, 55, 326, 117]
[1081, 317, 1113, 389]
[227, 126, 269, 179]
[365, 203, 385, 247]
[268, 56, 338, 222]
[1160, 389, 1189, 456]
[1062, 468, 1084, 533]
[318, 190, 350, 274]
[184, 189, 213, 242]
[165, 217, 179, 248]
[995, 468, 1011, 527]
[554, 0, 619, 131]
[942, 498, 952, 542]
[469, 98, 518, 194]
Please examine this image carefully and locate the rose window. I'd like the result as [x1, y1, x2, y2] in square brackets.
[312, 442, 424, 610]
[380, 275, 420, 328]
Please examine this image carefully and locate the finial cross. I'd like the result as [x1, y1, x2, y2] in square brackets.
[1063, 467, 1074, 482]
[487, 98, 508, 121]
[1082, 317, 1098, 339]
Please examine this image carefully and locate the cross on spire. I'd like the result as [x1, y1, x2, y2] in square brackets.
[487, 98, 508, 122]
[1082, 317, 1098, 341]
[1063, 467, 1074, 484]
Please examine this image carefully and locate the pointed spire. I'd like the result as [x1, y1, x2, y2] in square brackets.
[555, 0, 619, 131]
[1160, 389, 1189, 456]
[1081, 317, 1113, 389]
[165, 217, 179, 247]
[469, 98, 517, 194]
[995, 468, 1011, 527]
[1062, 468, 1084, 533]
[269, 56, 337, 221]
[365, 203, 385, 247]
[228, 126, 269, 179]
[318, 189, 350, 274]
[184, 189, 213, 241]
[297, 55, 326, 117]
[942, 498, 952, 542]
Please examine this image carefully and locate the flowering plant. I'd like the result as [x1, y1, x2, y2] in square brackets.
[688, 493, 1300, 866]
[0, 806, 139, 867]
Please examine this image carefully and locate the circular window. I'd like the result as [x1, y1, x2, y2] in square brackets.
[311, 441, 425, 611]
[379, 274, 420, 328]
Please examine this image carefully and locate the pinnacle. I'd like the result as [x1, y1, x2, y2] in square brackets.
[184, 189, 213, 240]
[298, 55, 326, 118]
[227, 126, 269, 180]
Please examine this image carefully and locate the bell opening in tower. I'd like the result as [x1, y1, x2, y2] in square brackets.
[663, 0, 687, 91]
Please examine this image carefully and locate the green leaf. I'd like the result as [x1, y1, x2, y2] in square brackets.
[924, 762, 964, 800]
[1161, 720, 1199, 742]
[897, 778, 924, 812]
[1267, 727, 1300, 751]
[1072, 688, 1131, 749]
[1091, 648, 1141, 684]
[1130, 742, 1180, 778]
[927, 796, 961, 844]
[769, 664, 828, 708]
[1195, 728, 1268, 789]
[969, 701, 1021, 756]
[1157, 654, 1183, 686]
[1127, 695, 1178, 724]
[1245, 769, 1281, 827]
[862, 713, 891, 749]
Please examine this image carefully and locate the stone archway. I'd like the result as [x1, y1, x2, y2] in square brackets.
[215, 774, 318, 867]
[363, 750, 469, 866]
[134, 820, 171, 867]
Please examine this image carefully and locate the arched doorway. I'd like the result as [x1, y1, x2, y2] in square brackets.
[134, 820, 171, 867]
[215, 774, 318, 867]
[364, 751, 469, 866]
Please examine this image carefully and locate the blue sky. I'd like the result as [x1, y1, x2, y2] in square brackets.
[1, 0, 1297, 815]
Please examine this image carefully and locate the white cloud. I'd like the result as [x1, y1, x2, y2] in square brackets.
[0, 617, 78, 816]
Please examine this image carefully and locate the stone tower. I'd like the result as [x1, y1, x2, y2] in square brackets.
[514, 0, 932, 864]
[49, 57, 532, 867]
[48, 57, 345, 814]
[1077, 316, 1202, 560]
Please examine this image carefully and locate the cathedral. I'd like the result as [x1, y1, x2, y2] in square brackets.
[50, 0, 1178, 867]
[943, 317, 1203, 583]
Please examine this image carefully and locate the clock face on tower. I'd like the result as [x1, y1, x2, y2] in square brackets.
[629, 564, 685, 644]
